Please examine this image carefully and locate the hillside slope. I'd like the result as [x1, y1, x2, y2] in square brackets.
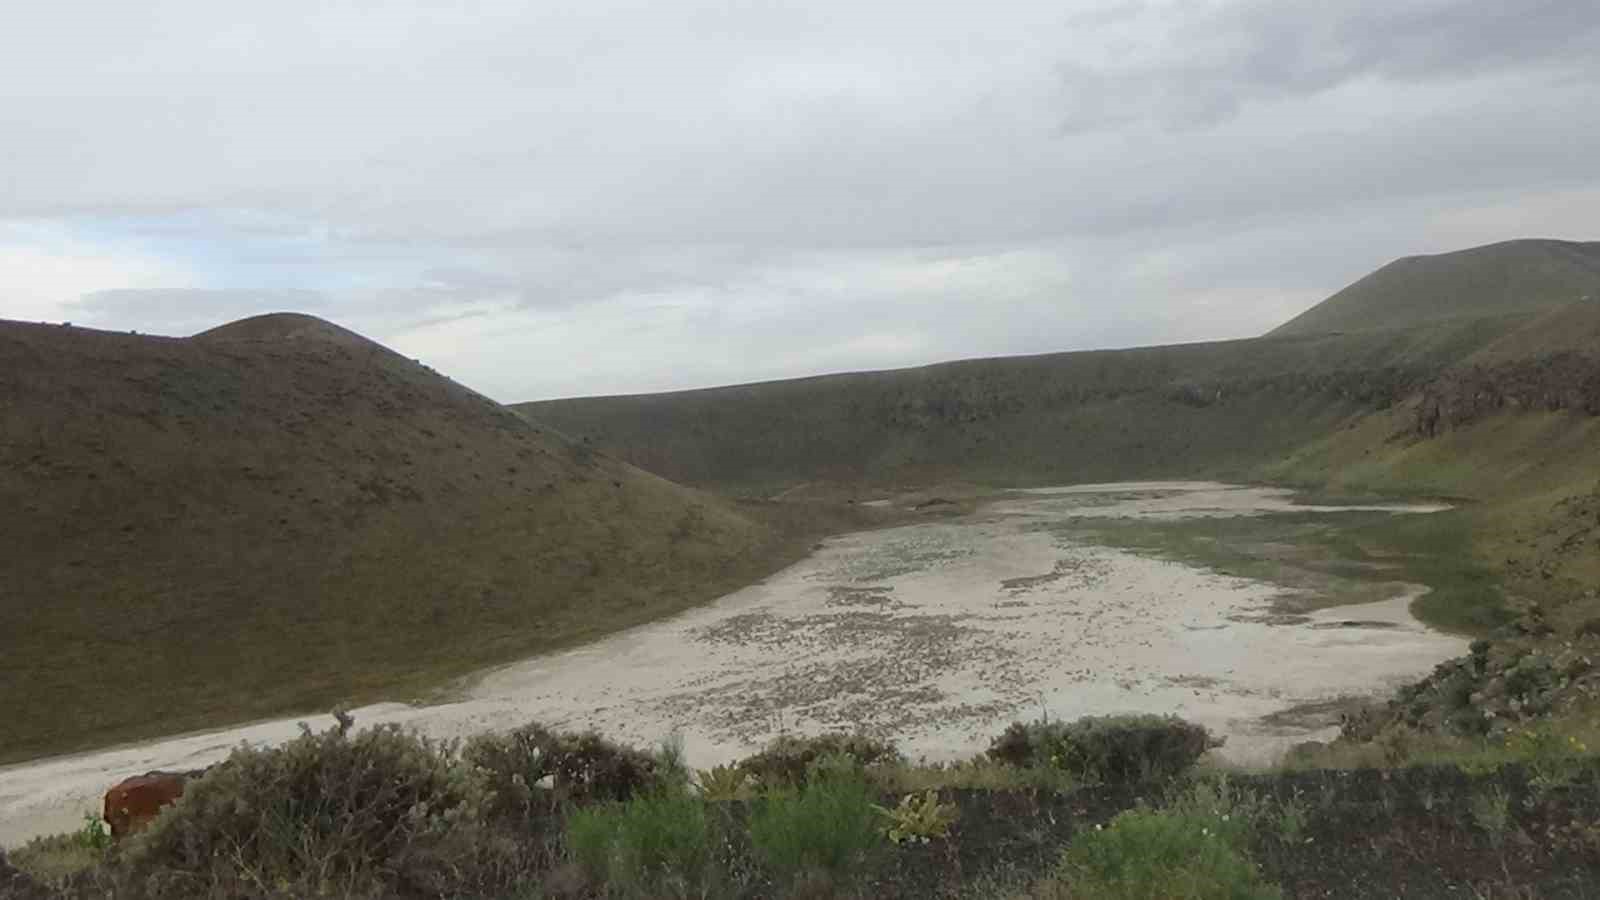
[519, 316, 1529, 491]
[0, 315, 806, 763]
[1271, 239, 1600, 337]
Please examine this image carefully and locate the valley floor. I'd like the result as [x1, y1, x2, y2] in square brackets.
[0, 482, 1464, 850]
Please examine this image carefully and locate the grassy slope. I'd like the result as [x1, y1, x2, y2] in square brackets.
[1264, 407, 1600, 629]
[0, 315, 881, 764]
[1270, 238, 1600, 337]
[520, 316, 1526, 493]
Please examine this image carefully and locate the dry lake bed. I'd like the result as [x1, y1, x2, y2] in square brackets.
[0, 482, 1466, 847]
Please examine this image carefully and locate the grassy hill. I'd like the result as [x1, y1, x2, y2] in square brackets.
[1270, 239, 1600, 337]
[0, 314, 866, 763]
[519, 315, 1530, 492]
[519, 239, 1600, 632]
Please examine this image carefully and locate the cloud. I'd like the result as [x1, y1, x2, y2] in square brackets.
[72, 288, 332, 337]
[1054, 0, 1600, 131]
[0, 223, 196, 324]
[0, 0, 1596, 401]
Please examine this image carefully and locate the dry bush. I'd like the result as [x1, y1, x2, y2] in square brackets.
[120, 722, 527, 898]
[988, 715, 1217, 783]
[464, 722, 664, 820]
[736, 733, 903, 787]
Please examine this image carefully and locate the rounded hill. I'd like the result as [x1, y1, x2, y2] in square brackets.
[0, 315, 801, 763]
[1271, 239, 1600, 337]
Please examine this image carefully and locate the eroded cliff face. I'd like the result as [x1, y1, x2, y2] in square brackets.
[1413, 352, 1600, 438]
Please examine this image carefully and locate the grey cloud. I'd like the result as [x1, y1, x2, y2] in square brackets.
[2, 0, 1596, 400]
[1057, 0, 1600, 132]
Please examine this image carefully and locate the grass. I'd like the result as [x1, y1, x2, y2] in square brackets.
[518, 314, 1528, 492]
[1271, 239, 1600, 336]
[1049, 506, 1511, 636]
[566, 787, 717, 897]
[1019, 779, 1282, 900]
[7, 826, 106, 887]
[0, 318, 915, 765]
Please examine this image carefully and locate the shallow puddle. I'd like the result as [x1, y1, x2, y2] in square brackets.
[0, 482, 1466, 847]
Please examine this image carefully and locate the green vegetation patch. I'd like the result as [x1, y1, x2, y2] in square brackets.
[1047, 507, 1511, 635]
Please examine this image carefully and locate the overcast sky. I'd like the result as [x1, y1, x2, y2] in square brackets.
[3, 1, 1597, 401]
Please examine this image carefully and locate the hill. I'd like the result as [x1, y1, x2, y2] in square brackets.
[1270, 239, 1600, 337]
[520, 237, 1600, 648]
[519, 315, 1530, 492]
[0, 314, 848, 763]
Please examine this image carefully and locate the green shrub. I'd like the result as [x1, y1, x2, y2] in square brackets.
[748, 755, 883, 881]
[1505, 654, 1554, 699]
[737, 733, 903, 786]
[566, 786, 715, 897]
[125, 722, 519, 898]
[986, 715, 1217, 783]
[1051, 806, 1281, 899]
[464, 722, 662, 819]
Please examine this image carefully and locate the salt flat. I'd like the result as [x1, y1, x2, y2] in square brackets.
[0, 482, 1464, 848]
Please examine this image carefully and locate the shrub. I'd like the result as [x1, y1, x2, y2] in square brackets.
[124, 722, 518, 898]
[1505, 654, 1554, 700]
[566, 786, 716, 897]
[1051, 806, 1282, 899]
[986, 715, 1217, 783]
[464, 722, 662, 819]
[748, 755, 883, 881]
[737, 733, 903, 786]
[873, 756, 1077, 793]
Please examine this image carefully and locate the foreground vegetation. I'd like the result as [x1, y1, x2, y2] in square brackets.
[9, 705, 1600, 899]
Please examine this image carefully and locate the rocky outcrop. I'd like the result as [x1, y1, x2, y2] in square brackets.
[1413, 353, 1600, 437]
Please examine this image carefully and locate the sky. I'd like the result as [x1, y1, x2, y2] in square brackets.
[2, 0, 1597, 402]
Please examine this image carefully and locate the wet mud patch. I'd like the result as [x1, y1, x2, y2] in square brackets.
[825, 585, 899, 608]
[1311, 619, 1401, 630]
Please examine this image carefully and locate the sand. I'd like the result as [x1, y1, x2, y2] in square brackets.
[0, 482, 1465, 848]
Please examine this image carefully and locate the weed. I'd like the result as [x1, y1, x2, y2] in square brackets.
[1469, 786, 1512, 845]
[1270, 791, 1310, 845]
[73, 812, 112, 852]
[874, 790, 958, 845]
[696, 764, 756, 802]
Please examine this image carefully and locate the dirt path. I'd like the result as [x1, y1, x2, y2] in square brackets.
[0, 483, 1464, 848]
